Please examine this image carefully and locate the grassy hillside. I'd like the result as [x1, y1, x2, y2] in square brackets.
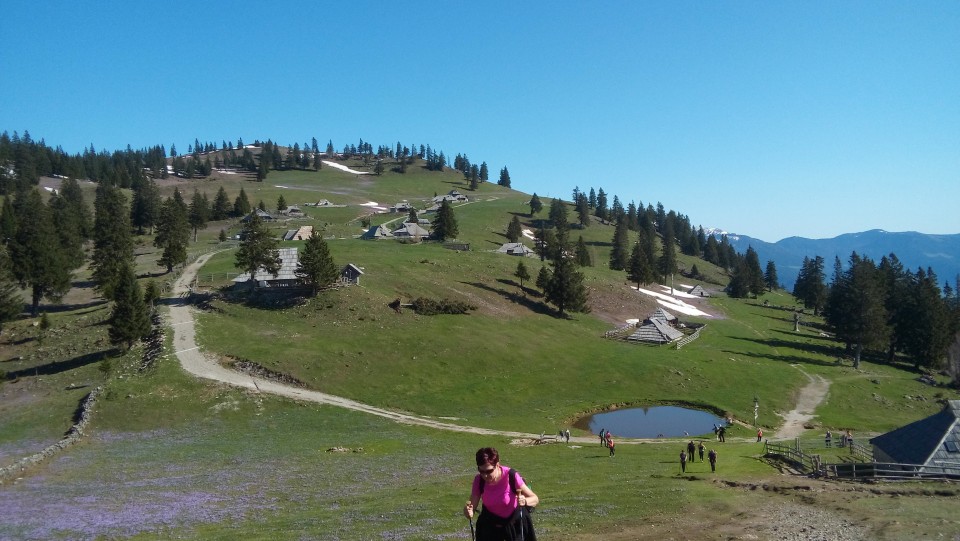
[3, 155, 959, 539]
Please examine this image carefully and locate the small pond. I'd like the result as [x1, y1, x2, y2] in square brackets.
[575, 405, 727, 438]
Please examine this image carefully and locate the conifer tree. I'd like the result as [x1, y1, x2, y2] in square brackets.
[575, 235, 592, 267]
[0, 246, 23, 336]
[764, 260, 780, 291]
[575, 193, 591, 227]
[10, 188, 72, 315]
[233, 187, 251, 217]
[154, 192, 190, 272]
[276, 194, 287, 212]
[432, 200, 459, 241]
[544, 220, 589, 315]
[188, 189, 209, 242]
[514, 260, 531, 293]
[0, 197, 16, 243]
[296, 231, 338, 296]
[529, 193, 542, 216]
[91, 183, 134, 301]
[609, 219, 630, 270]
[211, 186, 231, 220]
[235, 213, 280, 288]
[744, 246, 766, 297]
[107, 261, 151, 351]
[536, 266, 551, 293]
[825, 253, 890, 369]
[498, 166, 511, 188]
[657, 231, 678, 285]
[130, 178, 160, 235]
[506, 216, 523, 243]
[627, 242, 653, 289]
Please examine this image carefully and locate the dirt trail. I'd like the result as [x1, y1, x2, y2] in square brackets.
[771, 366, 831, 440]
[168, 253, 827, 444]
[167, 253, 566, 441]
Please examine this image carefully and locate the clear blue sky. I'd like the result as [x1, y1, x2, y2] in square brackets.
[2, 1, 957, 242]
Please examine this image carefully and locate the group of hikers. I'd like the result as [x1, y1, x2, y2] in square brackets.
[679, 439, 719, 473]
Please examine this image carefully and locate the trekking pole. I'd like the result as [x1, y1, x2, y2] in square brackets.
[517, 489, 525, 541]
[468, 516, 475, 541]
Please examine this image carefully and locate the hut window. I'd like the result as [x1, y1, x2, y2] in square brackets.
[945, 441, 959, 453]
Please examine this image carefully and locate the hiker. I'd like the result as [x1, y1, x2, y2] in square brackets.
[708, 448, 717, 472]
[680, 449, 687, 473]
[825, 430, 832, 448]
[718, 425, 726, 443]
[713, 424, 720, 441]
[607, 434, 616, 457]
[687, 440, 696, 462]
[464, 447, 539, 541]
[599, 428, 606, 446]
[757, 428, 763, 442]
[564, 429, 570, 443]
[697, 441, 705, 462]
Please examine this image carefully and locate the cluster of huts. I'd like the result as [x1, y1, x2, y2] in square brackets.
[232, 247, 364, 289]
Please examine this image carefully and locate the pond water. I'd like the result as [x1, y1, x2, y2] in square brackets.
[575, 405, 727, 438]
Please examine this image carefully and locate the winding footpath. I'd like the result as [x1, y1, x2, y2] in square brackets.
[169, 253, 829, 443]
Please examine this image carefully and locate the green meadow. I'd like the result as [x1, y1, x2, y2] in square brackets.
[2, 157, 959, 539]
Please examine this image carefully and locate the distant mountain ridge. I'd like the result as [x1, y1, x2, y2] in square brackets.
[725, 229, 960, 290]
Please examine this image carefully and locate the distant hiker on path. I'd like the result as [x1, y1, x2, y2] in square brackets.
[607, 434, 616, 457]
[825, 430, 832, 448]
[599, 428, 606, 446]
[680, 450, 687, 473]
[708, 449, 717, 472]
[464, 447, 539, 541]
[564, 429, 570, 443]
[687, 440, 696, 461]
[757, 428, 763, 442]
[697, 441, 705, 462]
[718, 426, 726, 442]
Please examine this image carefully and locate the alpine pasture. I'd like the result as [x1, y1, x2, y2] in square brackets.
[2, 154, 958, 540]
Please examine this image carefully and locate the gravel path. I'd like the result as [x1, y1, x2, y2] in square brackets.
[168, 253, 831, 446]
[771, 367, 831, 441]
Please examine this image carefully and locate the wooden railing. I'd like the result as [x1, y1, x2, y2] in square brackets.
[676, 325, 706, 350]
[763, 441, 823, 474]
[826, 462, 960, 481]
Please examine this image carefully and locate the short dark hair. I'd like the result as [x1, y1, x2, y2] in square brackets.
[476, 447, 499, 467]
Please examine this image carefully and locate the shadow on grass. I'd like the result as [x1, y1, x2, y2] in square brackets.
[5, 348, 115, 380]
[465, 280, 558, 317]
[39, 300, 109, 314]
[723, 335, 841, 367]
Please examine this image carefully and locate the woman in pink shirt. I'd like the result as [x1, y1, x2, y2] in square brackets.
[463, 447, 540, 540]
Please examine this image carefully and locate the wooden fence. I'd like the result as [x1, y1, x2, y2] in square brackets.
[763, 441, 823, 474]
[676, 324, 706, 350]
[826, 462, 960, 481]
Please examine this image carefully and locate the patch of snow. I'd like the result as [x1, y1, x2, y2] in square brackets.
[360, 202, 380, 207]
[322, 161, 372, 175]
[657, 284, 699, 299]
[522, 229, 536, 240]
[625, 318, 639, 325]
[274, 185, 289, 189]
[634, 286, 712, 317]
[216, 169, 238, 175]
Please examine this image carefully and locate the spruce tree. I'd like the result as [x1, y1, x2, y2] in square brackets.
[0, 247, 23, 336]
[575, 236, 592, 267]
[233, 187, 251, 217]
[296, 231, 338, 296]
[627, 242, 653, 289]
[11, 188, 72, 315]
[277, 194, 287, 212]
[609, 219, 630, 270]
[506, 216, 523, 243]
[234, 213, 280, 288]
[154, 193, 190, 273]
[107, 261, 151, 351]
[91, 183, 134, 301]
[514, 260, 531, 292]
[130, 178, 160, 234]
[764, 260, 780, 291]
[188, 189, 209, 242]
[432, 200, 459, 242]
[212, 186, 231, 220]
[529, 193, 542, 216]
[498, 166, 511, 188]
[535, 266, 551, 293]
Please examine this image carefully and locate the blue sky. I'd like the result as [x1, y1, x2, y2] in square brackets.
[2, 1, 957, 242]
